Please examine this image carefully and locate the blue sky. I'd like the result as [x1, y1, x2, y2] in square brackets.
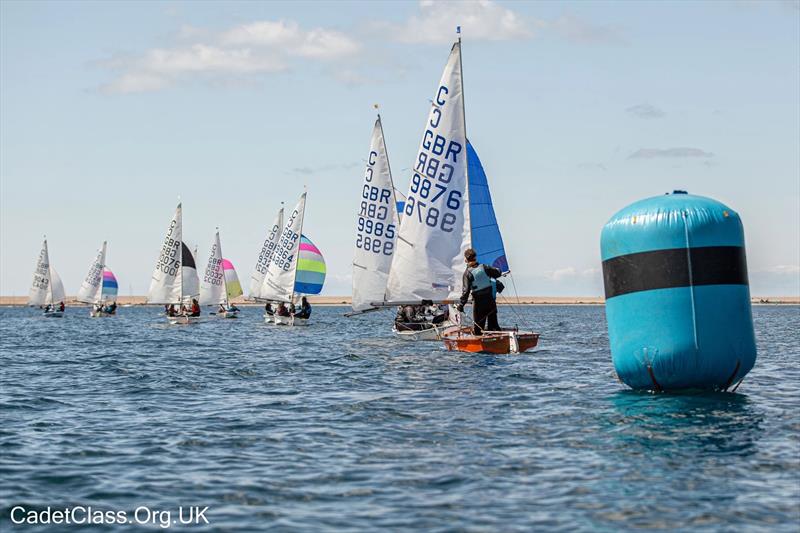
[1, 0, 798, 296]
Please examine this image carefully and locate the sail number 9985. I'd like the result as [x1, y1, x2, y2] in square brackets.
[356, 216, 395, 255]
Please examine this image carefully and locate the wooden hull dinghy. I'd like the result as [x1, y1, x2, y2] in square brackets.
[442, 327, 540, 355]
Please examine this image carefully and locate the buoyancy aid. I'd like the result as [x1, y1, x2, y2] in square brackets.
[470, 264, 493, 293]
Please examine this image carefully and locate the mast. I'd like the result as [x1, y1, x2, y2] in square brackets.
[290, 189, 307, 304]
[377, 110, 399, 305]
[178, 204, 184, 305]
[458, 30, 473, 251]
[219, 228, 228, 308]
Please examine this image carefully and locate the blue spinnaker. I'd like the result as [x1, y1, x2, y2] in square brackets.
[468, 141, 509, 272]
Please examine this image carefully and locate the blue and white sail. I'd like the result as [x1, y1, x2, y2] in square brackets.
[467, 141, 509, 273]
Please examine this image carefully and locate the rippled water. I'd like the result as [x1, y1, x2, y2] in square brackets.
[1, 305, 798, 531]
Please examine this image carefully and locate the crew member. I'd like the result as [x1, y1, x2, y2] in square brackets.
[457, 248, 503, 335]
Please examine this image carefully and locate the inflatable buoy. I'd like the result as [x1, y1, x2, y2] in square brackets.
[600, 191, 757, 391]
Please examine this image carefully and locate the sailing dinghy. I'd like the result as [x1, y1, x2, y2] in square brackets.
[77, 241, 119, 316]
[349, 114, 460, 340]
[28, 237, 66, 317]
[383, 38, 539, 353]
[200, 229, 243, 318]
[259, 192, 326, 325]
[147, 203, 201, 324]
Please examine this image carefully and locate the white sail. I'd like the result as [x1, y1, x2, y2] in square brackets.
[352, 116, 400, 312]
[49, 267, 66, 303]
[147, 204, 183, 304]
[250, 206, 284, 299]
[200, 230, 226, 305]
[77, 241, 107, 304]
[28, 238, 51, 306]
[386, 41, 470, 302]
[181, 243, 200, 303]
[260, 192, 306, 303]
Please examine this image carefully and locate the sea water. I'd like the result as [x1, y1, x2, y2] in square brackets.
[1, 305, 798, 531]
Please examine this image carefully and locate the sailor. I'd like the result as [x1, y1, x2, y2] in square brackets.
[294, 296, 311, 320]
[265, 303, 274, 316]
[276, 302, 290, 317]
[457, 248, 503, 335]
[218, 303, 227, 314]
[190, 298, 201, 317]
[58, 301, 65, 312]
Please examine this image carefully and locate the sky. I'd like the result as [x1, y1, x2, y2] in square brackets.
[1, 0, 798, 297]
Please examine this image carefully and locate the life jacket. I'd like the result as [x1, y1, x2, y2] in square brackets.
[470, 264, 493, 293]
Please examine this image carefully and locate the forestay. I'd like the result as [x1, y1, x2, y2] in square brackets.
[385, 41, 470, 302]
[352, 116, 399, 312]
[28, 239, 51, 306]
[200, 231, 225, 305]
[467, 141, 509, 273]
[250, 207, 284, 298]
[77, 241, 107, 304]
[147, 204, 183, 304]
[260, 192, 306, 303]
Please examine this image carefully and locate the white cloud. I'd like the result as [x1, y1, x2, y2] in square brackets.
[388, 0, 535, 44]
[99, 19, 357, 93]
[220, 20, 360, 59]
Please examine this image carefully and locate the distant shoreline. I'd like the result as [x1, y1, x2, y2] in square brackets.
[1, 296, 798, 307]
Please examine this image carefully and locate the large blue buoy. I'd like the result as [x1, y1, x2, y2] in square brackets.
[600, 191, 757, 391]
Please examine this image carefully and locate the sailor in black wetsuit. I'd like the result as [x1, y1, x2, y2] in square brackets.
[457, 248, 502, 335]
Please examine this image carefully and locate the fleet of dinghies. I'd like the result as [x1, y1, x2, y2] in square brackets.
[24, 35, 538, 354]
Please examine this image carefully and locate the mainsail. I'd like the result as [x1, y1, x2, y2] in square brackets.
[352, 115, 399, 312]
[385, 41, 470, 302]
[28, 238, 51, 306]
[467, 141, 509, 272]
[147, 204, 183, 304]
[260, 192, 306, 303]
[77, 241, 107, 304]
[295, 235, 326, 295]
[222, 259, 243, 300]
[250, 206, 284, 299]
[102, 270, 118, 301]
[200, 230, 225, 305]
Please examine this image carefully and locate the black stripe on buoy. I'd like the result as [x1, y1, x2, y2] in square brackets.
[603, 246, 748, 299]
